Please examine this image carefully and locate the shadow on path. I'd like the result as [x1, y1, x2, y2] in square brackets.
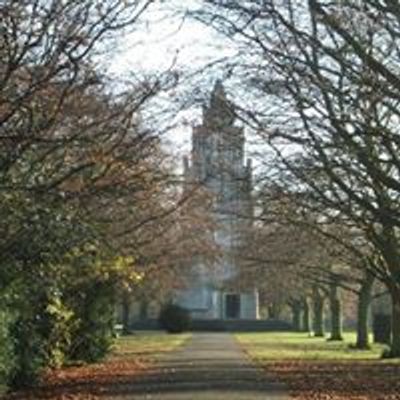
[108, 332, 288, 399]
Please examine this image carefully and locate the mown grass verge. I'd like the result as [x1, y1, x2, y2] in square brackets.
[236, 332, 400, 400]
[236, 332, 386, 361]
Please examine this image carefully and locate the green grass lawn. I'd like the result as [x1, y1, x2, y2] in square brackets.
[111, 331, 191, 360]
[236, 332, 389, 361]
[236, 332, 400, 399]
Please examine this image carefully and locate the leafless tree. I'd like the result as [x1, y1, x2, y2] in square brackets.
[192, 0, 400, 357]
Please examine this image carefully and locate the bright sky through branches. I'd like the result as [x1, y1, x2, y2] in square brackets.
[106, 1, 240, 158]
[110, 1, 234, 77]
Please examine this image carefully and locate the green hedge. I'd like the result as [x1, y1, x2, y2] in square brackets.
[158, 304, 191, 333]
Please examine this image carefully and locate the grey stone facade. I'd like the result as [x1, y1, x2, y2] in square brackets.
[176, 81, 259, 320]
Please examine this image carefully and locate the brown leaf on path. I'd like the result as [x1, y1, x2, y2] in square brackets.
[262, 361, 400, 400]
[3, 358, 148, 400]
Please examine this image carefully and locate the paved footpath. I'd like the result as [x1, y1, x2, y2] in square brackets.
[112, 333, 288, 400]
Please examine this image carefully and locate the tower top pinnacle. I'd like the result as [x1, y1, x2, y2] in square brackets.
[204, 80, 235, 128]
[211, 79, 226, 100]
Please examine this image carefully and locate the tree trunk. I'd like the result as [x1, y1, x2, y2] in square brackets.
[313, 287, 325, 337]
[302, 297, 311, 334]
[268, 302, 282, 319]
[389, 287, 400, 357]
[139, 299, 149, 321]
[291, 301, 302, 331]
[328, 279, 343, 341]
[122, 293, 131, 335]
[373, 313, 391, 344]
[355, 272, 374, 349]
[268, 305, 276, 319]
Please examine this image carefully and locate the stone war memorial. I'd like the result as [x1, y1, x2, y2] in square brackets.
[176, 80, 259, 321]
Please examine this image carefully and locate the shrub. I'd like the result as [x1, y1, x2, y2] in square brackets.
[67, 282, 116, 363]
[41, 295, 75, 369]
[158, 304, 191, 333]
[7, 292, 73, 388]
[9, 316, 45, 388]
[0, 308, 16, 387]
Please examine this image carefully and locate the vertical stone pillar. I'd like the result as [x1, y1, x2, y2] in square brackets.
[253, 288, 260, 320]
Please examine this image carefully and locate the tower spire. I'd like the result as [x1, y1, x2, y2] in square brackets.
[211, 79, 226, 102]
[204, 80, 235, 128]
